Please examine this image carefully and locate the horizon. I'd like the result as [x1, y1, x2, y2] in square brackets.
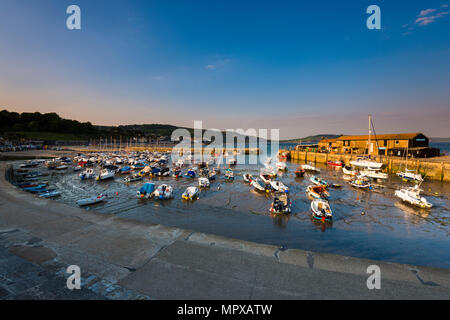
[1, 1, 450, 139]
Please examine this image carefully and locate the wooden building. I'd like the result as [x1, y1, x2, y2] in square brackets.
[318, 133, 440, 158]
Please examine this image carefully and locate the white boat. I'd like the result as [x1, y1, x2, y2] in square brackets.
[396, 170, 423, 182]
[124, 174, 143, 183]
[182, 186, 200, 200]
[276, 161, 287, 171]
[243, 173, 254, 183]
[198, 177, 210, 188]
[270, 193, 291, 214]
[76, 194, 107, 206]
[301, 163, 320, 173]
[73, 165, 82, 172]
[311, 199, 332, 221]
[395, 185, 432, 209]
[39, 190, 61, 198]
[359, 168, 389, 180]
[55, 165, 68, 170]
[350, 177, 372, 189]
[251, 178, 268, 192]
[96, 169, 115, 181]
[154, 184, 173, 200]
[342, 165, 357, 176]
[270, 180, 289, 192]
[260, 173, 272, 184]
[79, 168, 95, 180]
[350, 157, 384, 169]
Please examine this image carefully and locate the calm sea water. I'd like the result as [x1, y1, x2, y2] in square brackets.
[12, 155, 450, 269]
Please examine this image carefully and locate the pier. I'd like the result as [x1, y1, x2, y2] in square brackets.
[284, 150, 450, 182]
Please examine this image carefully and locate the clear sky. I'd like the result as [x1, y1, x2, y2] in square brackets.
[1, 0, 449, 138]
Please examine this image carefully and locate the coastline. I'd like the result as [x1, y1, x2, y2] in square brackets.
[1, 160, 449, 299]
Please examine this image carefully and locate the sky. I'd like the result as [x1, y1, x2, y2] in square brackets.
[0, 0, 449, 139]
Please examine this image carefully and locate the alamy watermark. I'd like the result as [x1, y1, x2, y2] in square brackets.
[366, 265, 381, 289]
[66, 265, 81, 290]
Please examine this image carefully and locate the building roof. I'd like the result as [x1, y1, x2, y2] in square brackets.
[334, 133, 424, 141]
[319, 138, 339, 144]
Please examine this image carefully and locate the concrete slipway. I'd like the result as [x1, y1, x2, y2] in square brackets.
[0, 163, 449, 300]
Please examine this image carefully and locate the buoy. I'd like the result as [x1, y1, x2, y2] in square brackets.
[361, 211, 365, 215]
[116, 192, 119, 195]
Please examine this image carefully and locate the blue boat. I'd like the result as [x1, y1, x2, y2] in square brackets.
[137, 183, 156, 199]
[184, 169, 196, 178]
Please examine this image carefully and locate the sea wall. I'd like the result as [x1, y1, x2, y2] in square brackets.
[286, 150, 450, 182]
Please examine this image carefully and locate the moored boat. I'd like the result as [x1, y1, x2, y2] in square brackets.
[394, 185, 432, 209]
[137, 183, 156, 199]
[154, 184, 174, 200]
[198, 177, 210, 188]
[311, 199, 332, 221]
[295, 167, 305, 177]
[182, 186, 200, 200]
[270, 180, 289, 192]
[310, 175, 329, 187]
[270, 193, 291, 214]
[306, 185, 329, 199]
[77, 194, 107, 206]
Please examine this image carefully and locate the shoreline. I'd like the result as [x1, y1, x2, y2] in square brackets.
[1, 159, 449, 299]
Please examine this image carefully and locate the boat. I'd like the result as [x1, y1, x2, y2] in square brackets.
[270, 193, 291, 214]
[327, 160, 343, 167]
[22, 184, 47, 193]
[76, 194, 107, 206]
[184, 169, 196, 178]
[270, 180, 289, 192]
[137, 183, 156, 199]
[39, 190, 61, 198]
[306, 185, 329, 200]
[198, 177, 210, 188]
[276, 161, 287, 171]
[251, 178, 269, 192]
[124, 174, 143, 183]
[359, 168, 389, 180]
[342, 165, 357, 176]
[243, 173, 254, 183]
[301, 163, 320, 173]
[295, 167, 305, 177]
[311, 199, 332, 221]
[350, 177, 372, 189]
[96, 169, 115, 181]
[119, 166, 132, 174]
[396, 170, 423, 182]
[394, 185, 432, 209]
[172, 168, 182, 178]
[224, 168, 234, 180]
[310, 175, 329, 187]
[260, 173, 272, 184]
[154, 184, 174, 200]
[155, 167, 171, 177]
[73, 165, 82, 172]
[228, 158, 237, 166]
[55, 165, 68, 170]
[182, 186, 200, 200]
[79, 168, 95, 180]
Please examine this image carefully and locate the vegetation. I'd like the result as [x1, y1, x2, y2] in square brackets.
[281, 134, 341, 143]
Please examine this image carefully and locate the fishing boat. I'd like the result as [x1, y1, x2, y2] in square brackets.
[124, 174, 143, 183]
[306, 185, 329, 200]
[342, 165, 357, 176]
[327, 160, 343, 167]
[243, 173, 254, 183]
[276, 161, 287, 171]
[359, 168, 389, 180]
[79, 168, 95, 180]
[270, 180, 289, 192]
[310, 175, 329, 187]
[251, 178, 269, 192]
[350, 177, 372, 189]
[119, 166, 132, 174]
[301, 163, 320, 173]
[396, 170, 423, 182]
[311, 199, 332, 221]
[198, 177, 210, 188]
[295, 167, 305, 177]
[77, 194, 107, 206]
[224, 168, 234, 180]
[172, 168, 182, 178]
[270, 193, 291, 214]
[137, 183, 156, 199]
[182, 186, 200, 200]
[96, 169, 115, 181]
[394, 185, 432, 209]
[184, 169, 196, 178]
[155, 167, 171, 177]
[154, 184, 174, 200]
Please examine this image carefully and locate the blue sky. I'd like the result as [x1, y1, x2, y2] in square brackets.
[1, 0, 449, 138]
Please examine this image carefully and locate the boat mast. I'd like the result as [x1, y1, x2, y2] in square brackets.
[368, 114, 372, 157]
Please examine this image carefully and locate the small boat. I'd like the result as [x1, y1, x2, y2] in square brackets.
[119, 166, 132, 174]
[39, 190, 61, 198]
[73, 165, 82, 172]
[22, 184, 47, 193]
[295, 167, 305, 177]
[350, 156, 383, 169]
[396, 170, 423, 182]
[359, 168, 388, 180]
[77, 194, 107, 206]
[124, 174, 143, 183]
[155, 167, 171, 177]
[137, 183, 156, 199]
[301, 163, 320, 173]
[270, 180, 289, 192]
[79, 168, 95, 180]
[55, 165, 68, 170]
[394, 185, 432, 209]
[154, 184, 174, 200]
[199, 167, 209, 177]
[306, 185, 329, 200]
[270, 193, 291, 214]
[310, 175, 329, 187]
[243, 173, 254, 183]
[182, 186, 200, 200]
[184, 169, 196, 178]
[342, 165, 357, 176]
[327, 160, 343, 167]
[276, 161, 287, 171]
[172, 168, 182, 178]
[311, 199, 332, 221]
[350, 177, 372, 189]
[228, 158, 237, 166]
[260, 173, 272, 184]
[96, 169, 115, 181]
[251, 178, 269, 192]
[224, 168, 234, 180]
[198, 177, 210, 188]
[208, 171, 217, 181]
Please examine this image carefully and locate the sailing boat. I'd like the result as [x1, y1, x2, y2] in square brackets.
[350, 115, 384, 169]
[396, 144, 423, 182]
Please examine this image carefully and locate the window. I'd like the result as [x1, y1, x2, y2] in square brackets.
[395, 140, 399, 145]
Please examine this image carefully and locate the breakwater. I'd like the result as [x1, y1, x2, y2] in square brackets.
[284, 150, 450, 182]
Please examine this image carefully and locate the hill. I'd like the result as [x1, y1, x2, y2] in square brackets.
[281, 134, 341, 144]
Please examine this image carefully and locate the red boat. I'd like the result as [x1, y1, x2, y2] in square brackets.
[327, 160, 343, 167]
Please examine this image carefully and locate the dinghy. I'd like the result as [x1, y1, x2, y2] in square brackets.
[124, 174, 143, 183]
[359, 168, 388, 180]
[310, 175, 329, 187]
[137, 183, 155, 199]
[350, 177, 372, 189]
[295, 167, 305, 177]
[243, 173, 254, 183]
[270, 193, 291, 214]
[311, 199, 332, 221]
[395, 185, 432, 209]
[260, 173, 272, 184]
[184, 169, 196, 178]
[276, 161, 287, 171]
[96, 169, 115, 181]
[251, 178, 269, 193]
[327, 160, 343, 167]
[224, 168, 234, 180]
[342, 165, 357, 176]
[77, 194, 107, 206]
[396, 170, 423, 182]
[270, 180, 289, 192]
[301, 163, 320, 173]
[154, 184, 174, 200]
[198, 177, 210, 188]
[39, 190, 61, 198]
[172, 168, 182, 178]
[182, 186, 200, 200]
[306, 185, 329, 200]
